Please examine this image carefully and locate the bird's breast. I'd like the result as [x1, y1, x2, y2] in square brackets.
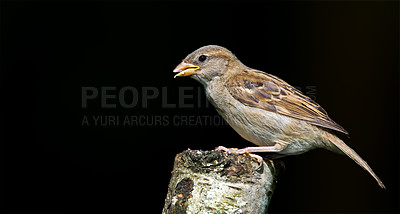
[204, 80, 319, 154]
[205, 82, 284, 146]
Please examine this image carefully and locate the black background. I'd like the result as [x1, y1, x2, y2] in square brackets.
[1, 1, 399, 213]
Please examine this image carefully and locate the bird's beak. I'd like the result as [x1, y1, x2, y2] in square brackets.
[173, 61, 200, 78]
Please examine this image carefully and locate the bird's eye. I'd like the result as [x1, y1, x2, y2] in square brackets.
[198, 55, 207, 62]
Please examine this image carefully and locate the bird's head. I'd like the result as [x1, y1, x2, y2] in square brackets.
[173, 45, 242, 84]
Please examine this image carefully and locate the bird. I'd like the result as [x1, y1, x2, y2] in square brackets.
[172, 45, 385, 189]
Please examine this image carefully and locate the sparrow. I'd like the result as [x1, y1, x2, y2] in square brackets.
[173, 45, 385, 189]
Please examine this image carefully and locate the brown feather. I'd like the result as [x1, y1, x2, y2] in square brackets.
[225, 69, 348, 135]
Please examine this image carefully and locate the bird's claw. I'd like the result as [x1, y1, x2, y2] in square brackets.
[215, 146, 264, 169]
[215, 146, 241, 154]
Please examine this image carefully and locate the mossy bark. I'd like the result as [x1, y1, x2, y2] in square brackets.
[162, 150, 280, 214]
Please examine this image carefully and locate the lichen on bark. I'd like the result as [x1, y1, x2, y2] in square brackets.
[162, 150, 280, 214]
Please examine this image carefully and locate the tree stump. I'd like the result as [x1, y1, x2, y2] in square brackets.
[162, 150, 280, 214]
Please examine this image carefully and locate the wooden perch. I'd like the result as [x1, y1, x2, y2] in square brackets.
[162, 150, 281, 214]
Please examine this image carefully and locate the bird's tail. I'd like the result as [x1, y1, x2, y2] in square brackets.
[325, 132, 386, 189]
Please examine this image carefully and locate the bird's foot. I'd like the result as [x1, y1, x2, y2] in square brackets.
[215, 146, 264, 168]
[215, 146, 243, 154]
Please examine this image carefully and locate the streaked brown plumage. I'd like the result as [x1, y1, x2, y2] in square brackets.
[225, 70, 348, 134]
[173, 45, 385, 189]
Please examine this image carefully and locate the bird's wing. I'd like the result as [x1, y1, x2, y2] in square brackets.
[225, 69, 348, 134]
